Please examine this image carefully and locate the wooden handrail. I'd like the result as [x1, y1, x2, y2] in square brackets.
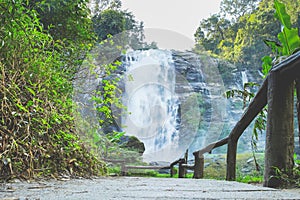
[124, 165, 170, 170]
[272, 51, 300, 73]
[168, 76, 268, 180]
[226, 77, 268, 180]
[122, 165, 171, 176]
[189, 51, 300, 183]
[193, 137, 229, 156]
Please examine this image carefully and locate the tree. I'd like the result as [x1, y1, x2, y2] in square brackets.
[93, 9, 126, 41]
[194, 14, 231, 55]
[228, 1, 280, 68]
[220, 0, 260, 22]
[194, 0, 293, 71]
[27, 0, 95, 77]
[92, 8, 150, 50]
[89, 0, 122, 15]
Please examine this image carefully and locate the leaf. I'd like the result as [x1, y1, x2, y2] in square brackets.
[274, 0, 291, 29]
[16, 103, 29, 112]
[263, 39, 282, 54]
[26, 100, 34, 108]
[284, 28, 300, 54]
[25, 86, 36, 96]
[261, 56, 272, 76]
[278, 27, 300, 55]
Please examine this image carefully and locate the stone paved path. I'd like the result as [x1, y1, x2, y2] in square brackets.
[1, 177, 300, 200]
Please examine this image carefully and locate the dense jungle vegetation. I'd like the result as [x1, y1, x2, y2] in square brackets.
[0, 0, 142, 180]
[1, 0, 300, 182]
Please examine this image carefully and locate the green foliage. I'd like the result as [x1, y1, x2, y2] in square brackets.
[261, 55, 273, 77]
[262, 0, 300, 75]
[225, 81, 266, 170]
[220, 0, 261, 21]
[225, 82, 259, 107]
[194, 14, 231, 56]
[0, 0, 106, 180]
[274, 0, 291, 29]
[90, 0, 122, 15]
[29, 0, 95, 76]
[93, 9, 126, 41]
[271, 165, 300, 187]
[194, 0, 300, 71]
[92, 8, 153, 50]
[236, 174, 263, 183]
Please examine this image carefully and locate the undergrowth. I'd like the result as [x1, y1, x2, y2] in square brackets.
[0, 1, 106, 181]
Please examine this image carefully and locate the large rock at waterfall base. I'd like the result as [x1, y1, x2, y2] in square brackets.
[121, 136, 145, 155]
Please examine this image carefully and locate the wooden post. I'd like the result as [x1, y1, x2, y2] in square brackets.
[226, 138, 237, 181]
[170, 159, 179, 177]
[193, 152, 204, 179]
[178, 159, 185, 178]
[170, 163, 176, 177]
[184, 149, 188, 177]
[264, 71, 294, 188]
[121, 161, 126, 176]
[184, 149, 188, 163]
[170, 165, 174, 177]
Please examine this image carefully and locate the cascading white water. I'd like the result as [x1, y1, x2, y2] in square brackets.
[241, 71, 249, 86]
[122, 49, 180, 162]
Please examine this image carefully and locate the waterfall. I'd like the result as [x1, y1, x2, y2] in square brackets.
[121, 49, 227, 162]
[122, 50, 181, 162]
[241, 71, 248, 86]
[73, 48, 251, 163]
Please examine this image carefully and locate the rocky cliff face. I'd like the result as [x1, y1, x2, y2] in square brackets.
[172, 50, 245, 154]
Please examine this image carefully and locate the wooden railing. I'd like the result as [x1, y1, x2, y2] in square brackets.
[177, 51, 300, 187]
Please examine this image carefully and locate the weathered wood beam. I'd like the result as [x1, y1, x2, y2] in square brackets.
[178, 159, 186, 178]
[192, 137, 228, 179]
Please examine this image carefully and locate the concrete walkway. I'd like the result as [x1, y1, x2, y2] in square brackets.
[1, 177, 300, 200]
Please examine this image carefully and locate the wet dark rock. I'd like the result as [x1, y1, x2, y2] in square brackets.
[121, 136, 145, 155]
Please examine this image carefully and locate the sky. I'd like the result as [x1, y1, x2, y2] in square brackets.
[121, 0, 221, 48]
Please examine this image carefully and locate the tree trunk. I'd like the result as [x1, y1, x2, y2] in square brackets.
[264, 71, 294, 188]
